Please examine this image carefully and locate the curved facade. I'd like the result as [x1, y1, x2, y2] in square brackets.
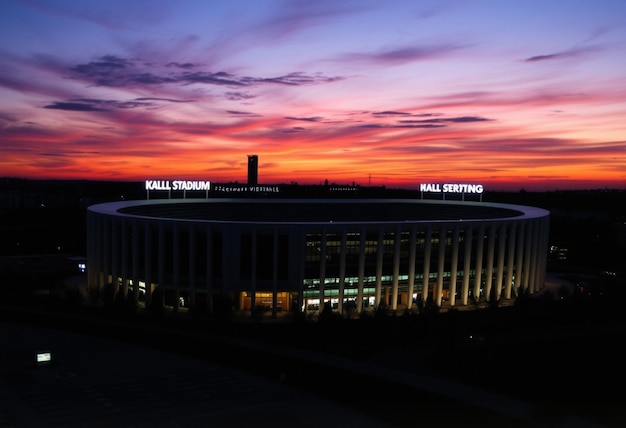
[86, 198, 550, 316]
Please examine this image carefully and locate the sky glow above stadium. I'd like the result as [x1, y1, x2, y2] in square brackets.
[1, 0, 625, 190]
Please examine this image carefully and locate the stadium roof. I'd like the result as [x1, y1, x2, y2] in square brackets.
[89, 198, 549, 224]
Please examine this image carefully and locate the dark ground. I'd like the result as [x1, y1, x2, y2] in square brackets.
[3, 281, 626, 427]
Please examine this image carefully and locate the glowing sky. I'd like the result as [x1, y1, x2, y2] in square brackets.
[1, 0, 625, 190]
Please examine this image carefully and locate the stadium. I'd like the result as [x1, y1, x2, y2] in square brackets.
[86, 198, 550, 317]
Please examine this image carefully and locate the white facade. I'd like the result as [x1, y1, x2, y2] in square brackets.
[86, 198, 550, 316]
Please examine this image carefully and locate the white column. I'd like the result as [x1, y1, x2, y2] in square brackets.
[495, 222, 507, 300]
[102, 217, 111, 290]
[120, 220, 129, 299]
[449, 223, 461, 307]
[522, 221, 533, 293]
[87, 213, 99, 290]
[221, 227, 235, 297]
[110, 218, 118, 291]
[435, 225, 447, 307]
[504, 222, 517, 299]
[144, 221, 152, 306]
[461, 225, 474, 306]
[536, 219, 545, 293]
[87, 213, 96, 289]
[338, 226, 347, 314]
[484, 222, 496, 301]
[472, 223, 486, 301]
[529, 220, 542, 294]
[205, 224, 213, 313]
[375, 227, 384, 307]
[188, 223, 196, 308]
[422, 226, 432, 303]
[296, 226, 305, 315]
[101, 217, 108, 289]
[514, 222, 526, 297]
[157, 222, 165, 308]
[407, 226, 417, 310]
[319, 227, 327, 314]
[131, 219, 139, 303]
[101, 216, 108, 289]
[99, 216, 106, 289]
[93, 214, 100, 290]
[272, 227, 279, 318]
[391, 225, 401, 311]
[250, 226, 257, 314]
[173, 222, 180, 311]
[86, 214, 93, 288]
[357, 225, 366, 314]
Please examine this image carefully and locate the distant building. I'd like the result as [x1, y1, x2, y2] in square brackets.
[247, 155, 258, 186]
[86, 198, 550, 317]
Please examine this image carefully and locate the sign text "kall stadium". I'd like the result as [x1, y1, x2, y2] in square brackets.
[145, 180, 211, 191]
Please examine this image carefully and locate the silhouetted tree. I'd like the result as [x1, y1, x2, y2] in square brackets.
[148, 287, 165, 318]
[212, 293, 233, 323]
[102, 282, 116, 308]
[374, 300, 388, 319]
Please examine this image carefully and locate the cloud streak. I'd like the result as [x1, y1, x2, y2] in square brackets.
[523, 45, 600, 63]
[67, 55, 345, 89]
[335, 42, 469, 66]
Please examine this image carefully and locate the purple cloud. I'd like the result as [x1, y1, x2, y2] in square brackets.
[285, 116, 323, 122]
[399, 116, 492, 124]
[282, 127, 308, 133]
[524, 46, 599, 62]
[43, 97, 190, 112]
[225, 92, 257, 101]
[251, 72, 344, 86]
[336, 42, 468, 66]
[166, 62, 198, 69]
[44, 101, 106, 112]
[372, 111, 412, 116]
[68, 56, 344, 88]
[227, 110, 261, 117]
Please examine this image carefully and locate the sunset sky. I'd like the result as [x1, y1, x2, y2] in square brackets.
[1, 0, 625, 191]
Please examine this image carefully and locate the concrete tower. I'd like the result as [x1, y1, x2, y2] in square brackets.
[247, 154, 258, 186]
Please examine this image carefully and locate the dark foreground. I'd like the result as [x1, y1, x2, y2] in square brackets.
[2, 286, 626, 428]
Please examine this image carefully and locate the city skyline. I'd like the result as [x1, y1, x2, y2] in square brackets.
[1, 0, 625, 191]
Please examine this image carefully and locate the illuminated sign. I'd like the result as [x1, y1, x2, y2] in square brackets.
[213, 184, 280, 193]
[330, 186, 358, 192]
[145, 180, 211, 191]
[420, 183, 484, 194]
